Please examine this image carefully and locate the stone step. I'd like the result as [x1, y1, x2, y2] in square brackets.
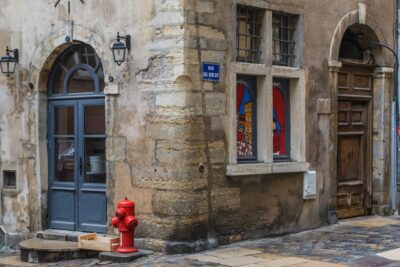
[36, 229, 87, 242]
[20, 238, 98, 263]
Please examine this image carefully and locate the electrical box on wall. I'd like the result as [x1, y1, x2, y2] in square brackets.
[303, 171, 316, 199]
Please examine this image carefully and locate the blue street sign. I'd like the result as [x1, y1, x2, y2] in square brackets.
[202, 62, 220, 81]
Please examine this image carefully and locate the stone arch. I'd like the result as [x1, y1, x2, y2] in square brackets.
[329, 10, 388, 64]
[28, 23, 114, 92]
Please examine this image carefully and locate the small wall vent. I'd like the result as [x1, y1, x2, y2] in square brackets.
[3, 171, 16, 189]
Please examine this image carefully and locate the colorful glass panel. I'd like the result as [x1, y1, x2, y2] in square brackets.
[273, 79, 290, 158]
[237, 80, 255, 158]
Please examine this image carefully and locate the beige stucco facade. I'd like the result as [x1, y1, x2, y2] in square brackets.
[0, 0, 397, 253]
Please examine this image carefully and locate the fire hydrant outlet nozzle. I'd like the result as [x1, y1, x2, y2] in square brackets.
[124, 215, 138, 230]
[116, 208, 126, 219]
[111, 216, 119, 228]
[112, 198, 138, 253]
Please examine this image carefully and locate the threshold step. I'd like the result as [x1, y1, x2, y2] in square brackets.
[20, 238, 98, 263]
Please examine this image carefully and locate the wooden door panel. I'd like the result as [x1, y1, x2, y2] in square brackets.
[353, 74, 371, 91]
[338, 135, 362, 182]
[338, 72, 349, 89]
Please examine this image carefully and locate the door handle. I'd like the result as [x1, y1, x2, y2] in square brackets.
[79, 157, 83, 176]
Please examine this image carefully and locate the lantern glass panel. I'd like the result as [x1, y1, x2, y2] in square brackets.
[113, 47, 126, 64]
[0, 61, 8, 74]
[8, 61, 16, 74]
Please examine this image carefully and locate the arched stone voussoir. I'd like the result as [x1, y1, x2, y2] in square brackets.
[329, 10, 359, 62]
[29, 22, 114, 90]
[329, 10, 387, 63]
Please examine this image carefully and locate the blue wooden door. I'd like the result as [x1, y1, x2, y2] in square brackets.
[48, 98, 106, 233]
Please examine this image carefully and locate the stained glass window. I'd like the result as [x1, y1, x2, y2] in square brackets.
[273, 78, 290, 160]
[237, 76, 257, 161]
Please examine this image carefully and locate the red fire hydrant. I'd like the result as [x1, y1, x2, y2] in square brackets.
[111, 197, 138, 253]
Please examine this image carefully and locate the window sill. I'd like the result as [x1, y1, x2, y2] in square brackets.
[230, 62, 268, 75]
[271, 65, 304, 78]
[226, 161, 309, 176]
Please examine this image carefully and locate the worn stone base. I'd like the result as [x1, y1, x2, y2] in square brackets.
[0, 225, 31, 251]
[135, 238, 216, 254]
[328, 210, 338, 225]
[99, 250, 153, 263]
[372, 205, 391, 216]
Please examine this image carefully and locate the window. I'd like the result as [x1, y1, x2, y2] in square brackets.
[237, 75, 257, 161]
[49, 44, 105, 96]
[236, 5, 263, 63]
[273, 78, 290, 160]
[227, 5, 306, 175]
[273, 13, 298, 66]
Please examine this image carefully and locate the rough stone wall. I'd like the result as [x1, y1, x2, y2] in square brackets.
[0, 0, 196, 247]
[182, 0, 396, 246]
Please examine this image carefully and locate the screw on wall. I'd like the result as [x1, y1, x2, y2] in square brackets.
[198, 163, 205, 173]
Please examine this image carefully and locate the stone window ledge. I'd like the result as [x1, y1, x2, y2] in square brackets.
[226, 161, 309, 176]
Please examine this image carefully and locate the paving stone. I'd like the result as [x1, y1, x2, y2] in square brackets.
[0, 255, 39, 266]
[378, 248, 400, 260]
[253, 254, 283, 260]
[213, 255, 269, 266]
[351, 255, 396, 267]
[204, 247, 262, 259]
[259, 257, 309, 267]
[290, 260, 347, 267]
[186, 254, 224, 263]
[340, 217, 400, 228]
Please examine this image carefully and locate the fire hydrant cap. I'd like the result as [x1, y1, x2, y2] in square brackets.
[118, 197, 135, 208]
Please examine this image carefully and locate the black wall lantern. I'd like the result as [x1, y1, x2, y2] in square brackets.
[111, 32, 131, 65]
[0, 47, 19, 76]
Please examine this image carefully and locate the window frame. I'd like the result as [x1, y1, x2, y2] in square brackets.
[48, 44, 105, 99]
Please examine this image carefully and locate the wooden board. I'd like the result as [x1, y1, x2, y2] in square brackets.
[78, 233, 119, 252]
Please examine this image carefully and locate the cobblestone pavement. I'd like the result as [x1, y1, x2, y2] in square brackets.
[2, 216, 400, 266]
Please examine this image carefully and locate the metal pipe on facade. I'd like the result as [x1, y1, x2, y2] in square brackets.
[394, 0, 400, 214]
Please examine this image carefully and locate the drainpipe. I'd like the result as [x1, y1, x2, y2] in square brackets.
[394, 0, 400, 214]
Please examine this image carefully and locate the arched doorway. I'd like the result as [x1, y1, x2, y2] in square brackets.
[335, 24, 379, 218]
[47, 44, 107, 232]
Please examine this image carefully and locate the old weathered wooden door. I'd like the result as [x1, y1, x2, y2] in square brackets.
[336, 64, 372, 219]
